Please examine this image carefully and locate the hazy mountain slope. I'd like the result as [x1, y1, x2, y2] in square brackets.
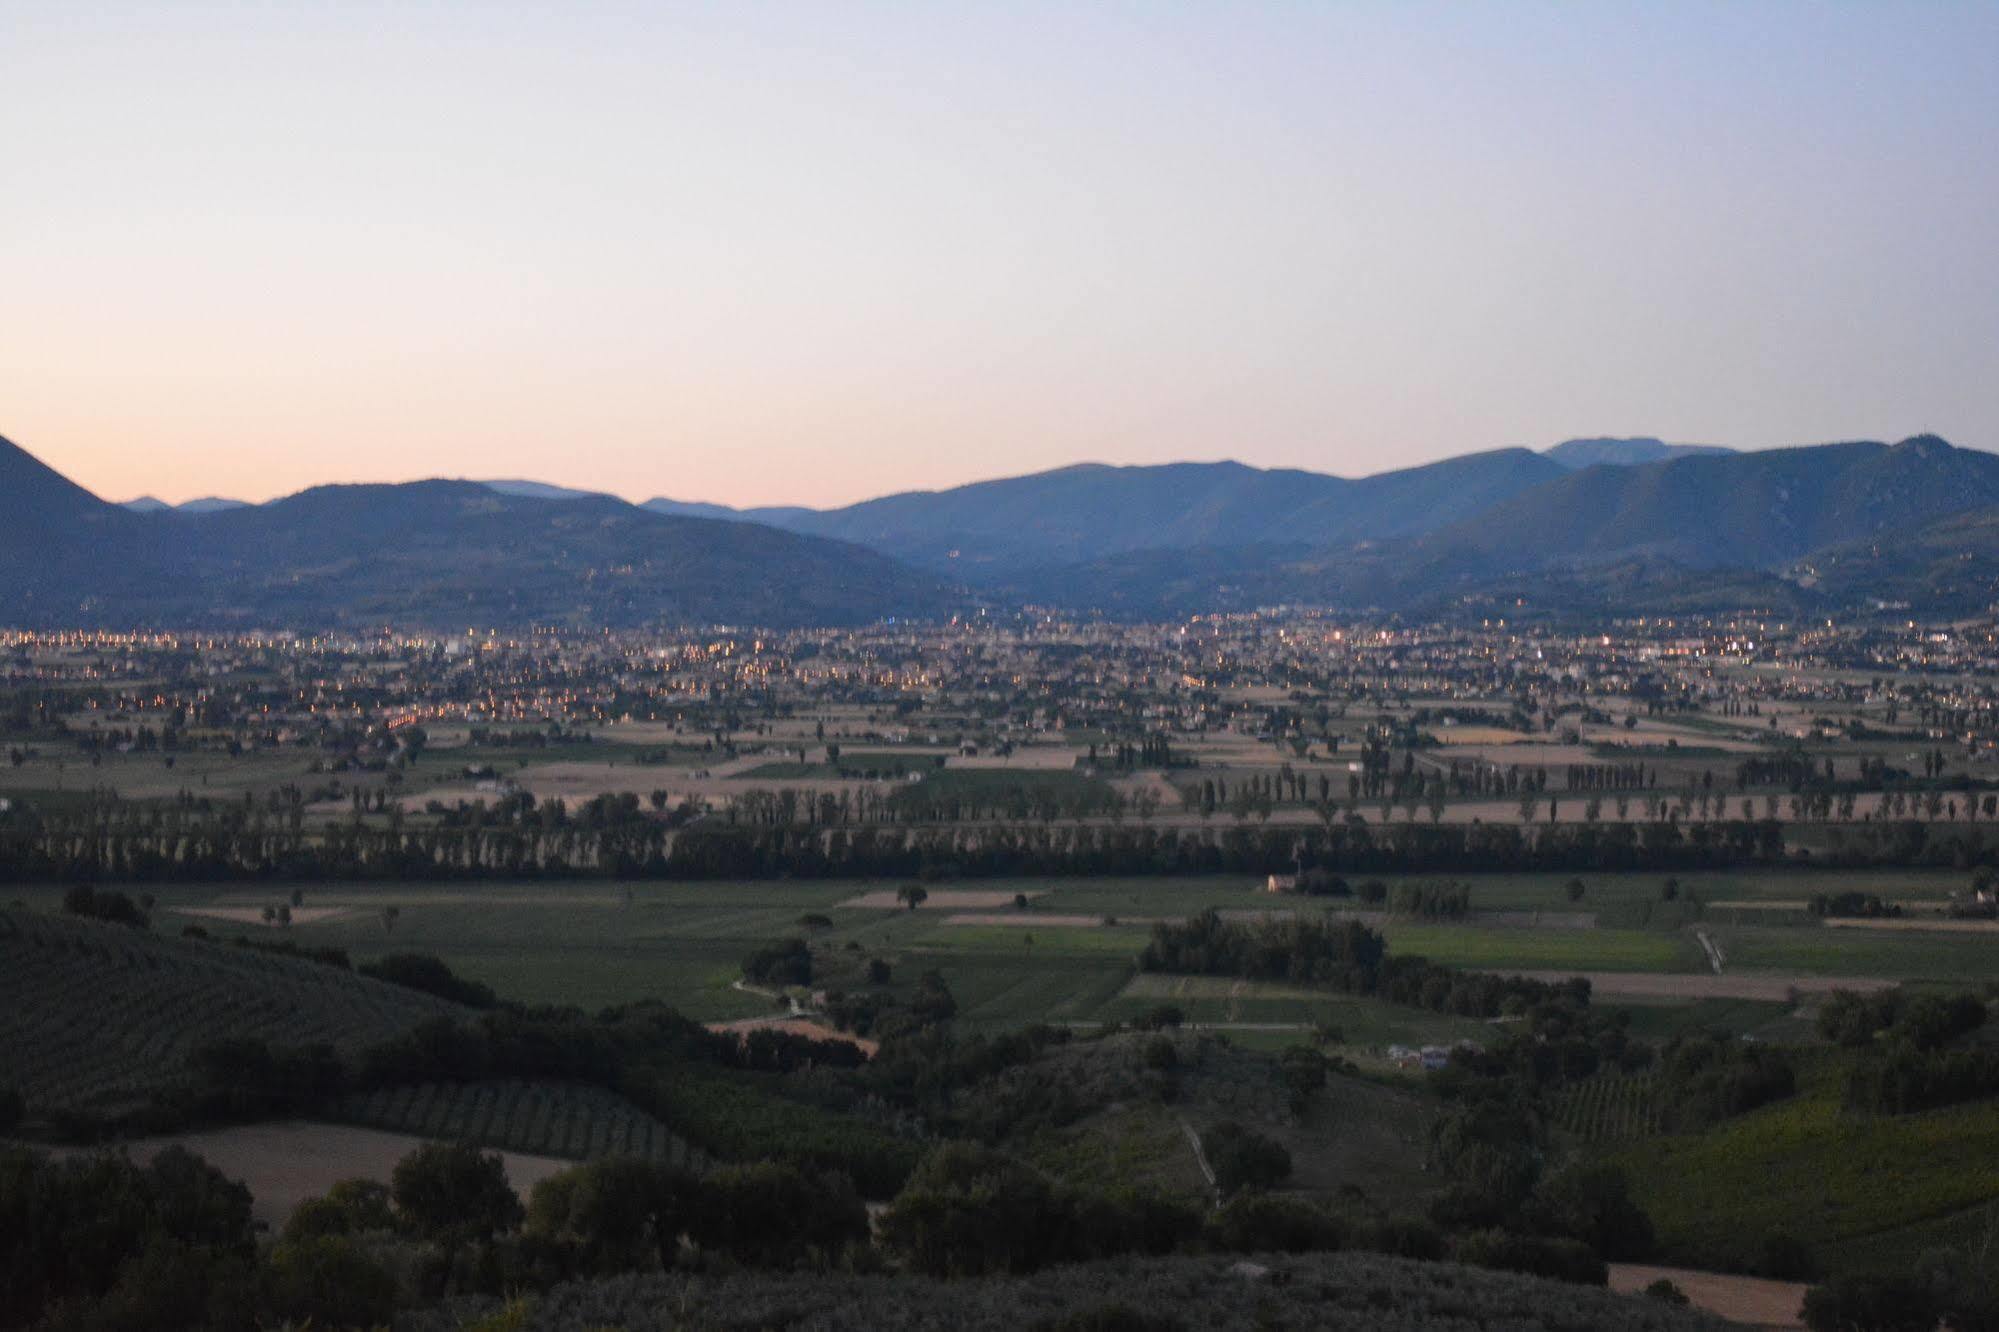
[0, 435, 173, 617]
[722, 450, 1567, 576]
[1015, 437, 1995, 617]
[1286, 448, 1569, 542]
[1432, 436, 1999, 569]
[481, 479, 610, 502]
[1791, 503, 1999, 611]
[1543, 437, 1734, 469]
[121, 496, 250, 514]
[142, 482, 958, 628]
[0, 437, 955, 628]
[644, 497, 817, 525]
[0, 434, 121, 537]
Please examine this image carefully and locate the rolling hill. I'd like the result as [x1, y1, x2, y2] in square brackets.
[0, 908, 465, 1116]
[0, 435, 955, 629]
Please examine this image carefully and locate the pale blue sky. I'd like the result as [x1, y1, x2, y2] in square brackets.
[3, 2, 1995, 506]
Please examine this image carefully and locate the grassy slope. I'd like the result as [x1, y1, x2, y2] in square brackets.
[1010, 1034, 1442, 1213]
[1604, 1057, 1999, 1274]
[0, 908, 464, 1115]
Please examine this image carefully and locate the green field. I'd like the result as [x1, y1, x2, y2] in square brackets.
[7, 867, 1982, 1047]
[1606, 998, 1805, 1042]
[1377, 921, 1693, 972]
[1709, 923, 1999, 981]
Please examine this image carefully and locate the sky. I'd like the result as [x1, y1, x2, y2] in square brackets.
[3, 3, 1996, 508]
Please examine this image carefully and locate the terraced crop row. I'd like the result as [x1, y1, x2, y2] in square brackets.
[0, 909, 464, 1112]
[332, 1079, 707, 1170]
[1551, 1071, 1662, 1143]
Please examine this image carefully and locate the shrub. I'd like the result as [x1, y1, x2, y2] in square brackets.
[1759, 1231, 1817, 1281]
[526, 1156, 702, 1275]
[1367, 1215, 1445, 1261]
[1450, 1229, 1607, 1286]
[1526, 1163, 1654, 1261]
[390, 1142, 524, 1245]
[61, 885, 148, 928]
[1200, 1121, 1291, 1197]
[1206, 1192, 1345, 1253]
[877, 1144, 1070, 1275]
[1801, 1274, 1941, 1332]
[359, 953, 499, 1008]
[283, 1179, 396, 1242]
[742, 937, 813, 987]
[263, 1235, 400, 1330]
[691, 1162, 867, 1269]
[1644, 1278, 1690, 1305]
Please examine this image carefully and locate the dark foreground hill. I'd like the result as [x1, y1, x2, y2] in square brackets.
[0, 436, 954, 629]
[419, 1252, 1727, 1332]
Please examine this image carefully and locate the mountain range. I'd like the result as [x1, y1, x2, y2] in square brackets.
[8, 430, 1995, 626]
[4, 439, 951, 629]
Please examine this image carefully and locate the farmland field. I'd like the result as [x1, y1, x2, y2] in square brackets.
[1706, 923, 1999, 981]
[4, 866, 1980, 1061]
[1552, 1071, 1664, 1143]
[331, 1079, 706, 1169]
[1378, 921, 1693, 972]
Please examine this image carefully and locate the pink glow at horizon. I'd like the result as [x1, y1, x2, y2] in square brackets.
[4, 3, 1994, 508]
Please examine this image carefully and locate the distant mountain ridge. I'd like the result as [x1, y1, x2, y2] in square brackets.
[1, 436, 953, 629]
[999, 435, 1999, 616]
[15, 429, 1998, 625]
[631, 450, 1569, 576]
[1542, 437, 1735, 469]
[121, 495, 249, 515]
